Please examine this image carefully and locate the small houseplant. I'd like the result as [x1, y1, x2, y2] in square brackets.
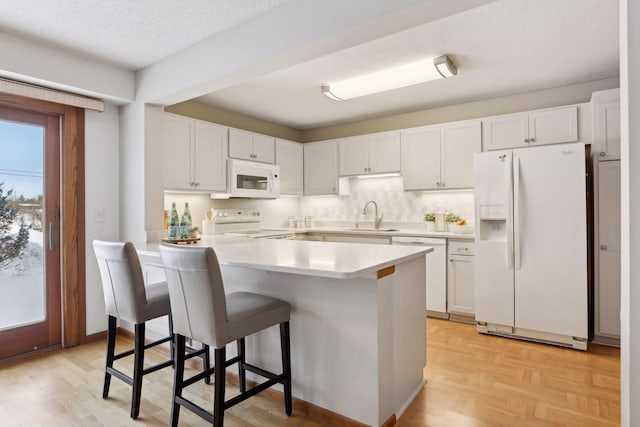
[424, 213, 436, 231]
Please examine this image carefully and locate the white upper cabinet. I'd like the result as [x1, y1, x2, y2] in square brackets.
[162, 114, 228, 192]
[592, 88, 620, 160]
[441, 121, 482, 189]
[402, 120, 481, 190]
[163, 113, 193, 190]
[304, 140, 339, 195]
[275, 139, 303, 196]
[228, 128, 275, 164]
[483, 106, 578, 151]
[339, 132, 400, 176]
[401, 125, 441, 190]
[194, 122, 228, 192]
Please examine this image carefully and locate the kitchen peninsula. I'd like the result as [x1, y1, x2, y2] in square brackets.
[138, 236, 432, 427]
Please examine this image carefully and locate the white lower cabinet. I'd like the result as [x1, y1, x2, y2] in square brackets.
[595, 160, 621, 345]
[447, 240, 475, 317]
[391, 237, 447, 317]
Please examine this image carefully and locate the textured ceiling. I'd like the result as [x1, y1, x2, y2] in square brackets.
[196, 0, 619, 129]
[0, 0, 289, 70]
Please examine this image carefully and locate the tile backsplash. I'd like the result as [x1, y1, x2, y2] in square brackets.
[164, 176, 474, 230]
[298, 176, 474, 223]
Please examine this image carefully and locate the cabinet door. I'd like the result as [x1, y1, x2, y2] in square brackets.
[193, 121, 227, 192]
[594, 101, 620, 160]
[482, 113, 529, 151]
[597, 160, 621, 338]
[228, 128, 253, 161]
[162, 114, 193, 190]
[252, 133, 275, 164]
[368, 132, 401, 174]
[401, 126, 441, 190]
[448, 255, 475, 315]
[276, 139, 303, 195]
[339, 136, 369, 176]
[528, 106, 578, 145]
[425, 241, 447, 314]
[304, 140, 338, 195]
[441, 121, 481, 189]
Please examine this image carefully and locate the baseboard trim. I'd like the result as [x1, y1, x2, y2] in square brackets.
[83, 330, 107, 344]
[382, 414, 397, 427]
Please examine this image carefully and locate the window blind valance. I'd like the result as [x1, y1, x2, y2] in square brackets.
[0, 78, 104, 112]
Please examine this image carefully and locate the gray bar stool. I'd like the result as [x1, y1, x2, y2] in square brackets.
[93, 240, 210, 419]
[159, 243, 292, 427]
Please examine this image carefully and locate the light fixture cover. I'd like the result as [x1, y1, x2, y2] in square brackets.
[322, 55, 457, 101]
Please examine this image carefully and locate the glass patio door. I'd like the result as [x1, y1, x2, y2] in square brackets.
[0, 107, 61, 360]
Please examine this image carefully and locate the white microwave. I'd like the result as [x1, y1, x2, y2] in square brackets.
[226, 159, 280, 199]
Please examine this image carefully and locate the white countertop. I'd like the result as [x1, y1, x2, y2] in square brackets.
[299, 226, 475, 240]
[138, 235, 432, 279]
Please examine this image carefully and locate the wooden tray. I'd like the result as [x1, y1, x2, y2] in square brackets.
[161, 237, 201, 245]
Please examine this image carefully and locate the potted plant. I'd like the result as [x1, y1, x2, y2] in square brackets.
[445, 213, 460, 232]
[424, 213, 436, 231]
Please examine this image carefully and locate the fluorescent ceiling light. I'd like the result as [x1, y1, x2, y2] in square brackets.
[322, 55, 457, 101]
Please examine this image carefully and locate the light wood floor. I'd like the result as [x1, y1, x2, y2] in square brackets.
[0, 319, 619, 426]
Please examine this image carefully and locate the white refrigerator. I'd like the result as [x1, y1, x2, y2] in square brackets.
[474, 142, 588, 350]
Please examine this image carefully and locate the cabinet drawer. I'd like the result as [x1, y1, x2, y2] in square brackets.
[449, 240, 475, 256]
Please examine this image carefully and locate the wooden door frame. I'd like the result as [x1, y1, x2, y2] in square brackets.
[0, 92, 86, 347]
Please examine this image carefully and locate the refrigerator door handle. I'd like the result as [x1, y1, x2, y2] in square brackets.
[506, 156, 513, 270]
[514, 156, 521, 270]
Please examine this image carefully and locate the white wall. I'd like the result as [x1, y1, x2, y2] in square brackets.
[0, 30, 133, 104]
[84, 104, 120, 335]
[620, 1, 638, 425]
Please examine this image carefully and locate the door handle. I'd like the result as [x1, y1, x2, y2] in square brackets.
[600, 245, 607, 250]
[49, 207, 60, 251]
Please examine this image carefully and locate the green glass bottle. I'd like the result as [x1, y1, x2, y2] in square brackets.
[180, 202, 192, 239]
[168, 202, 179, 239]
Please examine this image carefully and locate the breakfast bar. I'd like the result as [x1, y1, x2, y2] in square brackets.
[138, 236, 431, 427]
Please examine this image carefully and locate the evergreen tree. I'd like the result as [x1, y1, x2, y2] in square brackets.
[0, 183, 30, 268]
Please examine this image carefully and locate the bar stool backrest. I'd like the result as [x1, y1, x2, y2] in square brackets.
[93, 240, 148, 324]
[159, 244, 229, 348]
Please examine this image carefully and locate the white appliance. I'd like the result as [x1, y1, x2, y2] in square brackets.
[225, 159, 280, 199]
[391, 236, 447, 317]
[474, 142, 588, 350]
[214, 208, 294, 239]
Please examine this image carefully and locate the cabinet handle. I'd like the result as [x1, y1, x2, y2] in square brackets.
[436, 182, 440, 187]
[524, 138, 530, 143]
[449, 259, 454, 262]
[600, 245, 607, 250]
[600, 152, 606, 157]
[530, 138, 535, 142]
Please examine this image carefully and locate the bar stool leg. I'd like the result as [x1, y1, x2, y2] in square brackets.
[203, 344, 212, 384]
[168, 315, 175, 364]
[213, 347, 226, 427]
[237, 338, 246, 393]
[171, 334, 186, 427]
[280, 321, 292, 416]
[103, 315, 117, 399]
[131, 323, 145, 419]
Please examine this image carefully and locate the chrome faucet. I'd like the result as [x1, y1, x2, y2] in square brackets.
[363, 200, 383, 229]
